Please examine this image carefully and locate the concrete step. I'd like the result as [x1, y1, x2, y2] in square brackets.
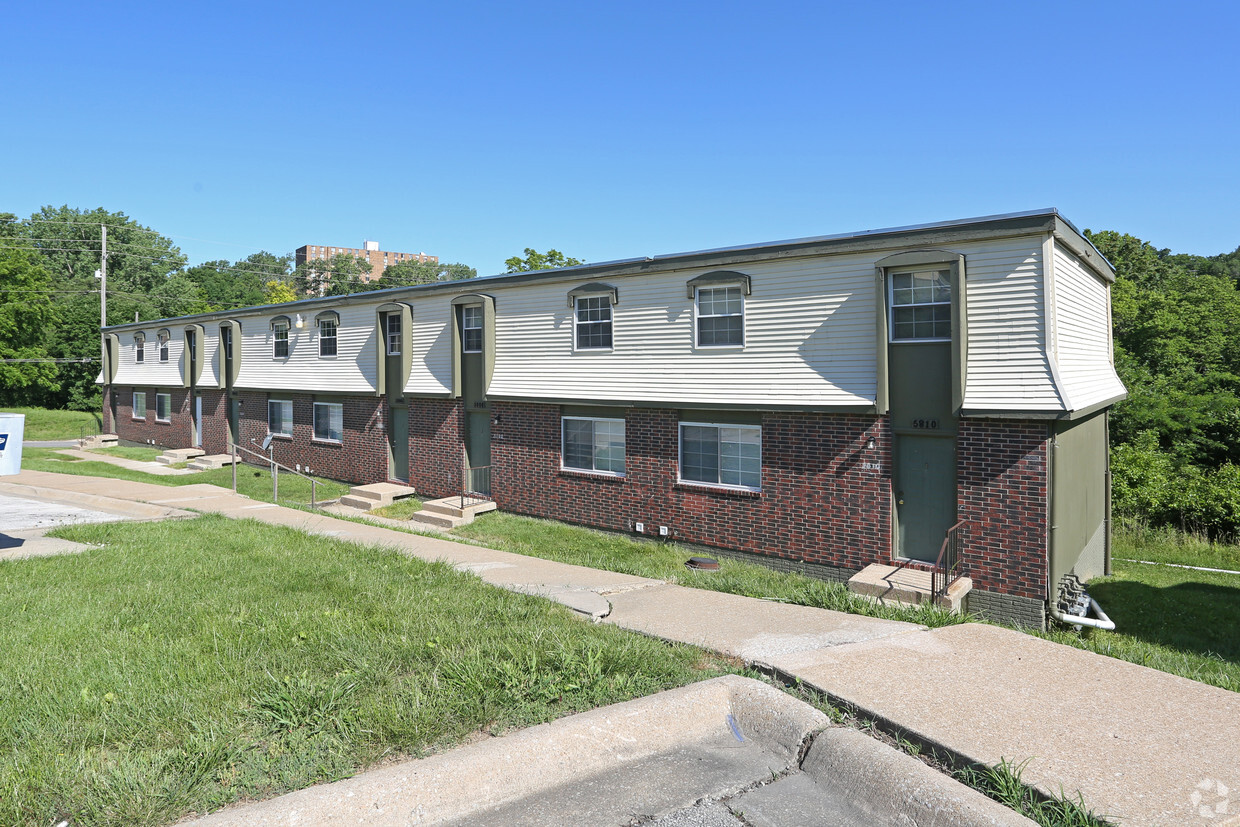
[343, 482, 416, 509]
[156, 448, 206, 465]
[80, 434, 118, 449]
[847, 563, 971, 613]
[339, 494, 379, 511]
[186, 454, 240, 471]
[421, 496, 497, 520]
[408, 510, 466, 530]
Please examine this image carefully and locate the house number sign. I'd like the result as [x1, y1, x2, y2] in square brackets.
[911, 418, 940, 430]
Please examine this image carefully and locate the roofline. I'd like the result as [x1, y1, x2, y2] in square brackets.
[104, 209, 1108, 332]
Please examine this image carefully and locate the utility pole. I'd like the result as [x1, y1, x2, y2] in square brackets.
[98, 224, 107, 367]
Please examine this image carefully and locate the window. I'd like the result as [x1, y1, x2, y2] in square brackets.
[562, 417, 625, 475]
[679, 423, 761, 490]
[695, 286, 744, 347]
[186, 329, 197, 362]
[156, 393, 171, 422]
[158, 329, 170, 362]
[272, 319, 290, 358]
[386, 313, 401, 355]
[268, 399, 293, 437]
[890, 269, 951, 341]
[132, 391, 146, 419]
[318, 317, 338, 357]
[134, 333, 145, 363]
[575, 296, 613, 350]
[313, 402, 343, 442]
[461, 305, 482, 353]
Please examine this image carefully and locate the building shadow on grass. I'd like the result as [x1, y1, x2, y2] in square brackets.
[1088, 578, 1240, 662]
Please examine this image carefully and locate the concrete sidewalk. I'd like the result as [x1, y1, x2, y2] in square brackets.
[3, 468, 1239, 827]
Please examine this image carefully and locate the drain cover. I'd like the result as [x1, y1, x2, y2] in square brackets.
[686, 556, 720, 571]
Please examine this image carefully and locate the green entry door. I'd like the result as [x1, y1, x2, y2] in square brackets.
[388, 406, 409, 482]
[895, 434, 957, 562]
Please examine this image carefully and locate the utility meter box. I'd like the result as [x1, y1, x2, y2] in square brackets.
[0, 413, 25, 476]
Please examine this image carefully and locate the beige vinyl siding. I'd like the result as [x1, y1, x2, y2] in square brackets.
[113, 330, 184, 388]
[199, 330, 220, 387]
[486, 257, 877, 407]
[234, 304, 378, 393]
[961, 236, 1064, 411]
[405, 293, 454, 396]
[1051, 242, 1126, 410]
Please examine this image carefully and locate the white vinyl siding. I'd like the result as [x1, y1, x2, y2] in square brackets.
[679, 423, 761, 490]
[132, 391, 146, 419]
[961, 236, 1064, 411]
[155, 393, 171, 422]
[268, 399, 292, 437]
[199, 331, 220, 387]
[235, 304, 378, 393]
[313, 402, 343, 442]
[113, 329, 184, 388]
[404, 294, 453, 396]
[1051, 243, 1126, 410]
[562, 416, 625, 475]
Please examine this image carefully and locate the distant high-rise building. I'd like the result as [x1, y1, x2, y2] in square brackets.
[295, 241, 438, 283]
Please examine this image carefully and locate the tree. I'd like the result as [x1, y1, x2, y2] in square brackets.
[504, 248, 583, 272]
[293, 253, 373, 296]
[0, 248, 59, 405]
[186, 252, 291, 310]
[263, 280, 298, 304]
[376, 260, 477, 288]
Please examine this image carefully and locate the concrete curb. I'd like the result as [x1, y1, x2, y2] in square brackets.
[0, 481, 196, 521]
[178, 676, 830, 826]
[803, 727, 1037, 827]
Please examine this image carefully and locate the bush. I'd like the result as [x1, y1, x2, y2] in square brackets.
[1112, 431, 1240, 540]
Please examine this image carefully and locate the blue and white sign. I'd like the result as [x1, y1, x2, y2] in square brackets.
[0, 414, 25, 476]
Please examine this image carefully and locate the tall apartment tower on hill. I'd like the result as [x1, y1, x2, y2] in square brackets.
[295, 241, 438, 284]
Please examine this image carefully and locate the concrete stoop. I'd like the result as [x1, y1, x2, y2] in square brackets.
[79, 434, 118, 449]
[408, 496, 497, 530]
[186, 454, 240, 471]
[338, 482, 417, 512]
[847, 563, 972, 613]
[156, 447, 205, 466]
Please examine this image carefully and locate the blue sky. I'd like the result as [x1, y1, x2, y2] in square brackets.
[4, 1, 1237, 275]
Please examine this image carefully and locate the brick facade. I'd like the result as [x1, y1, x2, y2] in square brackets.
[957, 419, 1050, 601]
[109, 385, 193, 449]
[490, 402, 890, 570]
[407, 399, 464, 499]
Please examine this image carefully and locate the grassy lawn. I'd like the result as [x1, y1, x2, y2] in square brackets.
[371, 497, 423, 519]
[20, 447, 349, 507]
[452, 511, 964, 628]
[89, 446, 163, 462]
[0, 406, 101, 441]
[0, 515, 732, 827]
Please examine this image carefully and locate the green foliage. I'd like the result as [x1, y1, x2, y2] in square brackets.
[0, 407, 100, 441]
[293, 253, 373, 296]
[262, 279, 298, 304]
[954, 758, 1108, 827]
[503, 247, 583, 272]
[0, 248, 59, 403]
[186, 252, 291, 309]
[377, 259, 477, 288]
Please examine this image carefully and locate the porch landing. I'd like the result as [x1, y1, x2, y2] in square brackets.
[847, 563, 971, 613]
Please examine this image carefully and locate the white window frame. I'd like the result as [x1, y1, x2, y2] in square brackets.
[385, 313, 401, 356]
[678, 421, 762, 492]
[268, 399, 293, 438]
[313, 401, 343, 443]
[573, 295, 613, 351]
[272, 321, 290, 359]
[888, 268, 952, 342]
[134, 333, 145, 363]
[561, 416, 626, 476]
[694, 285, 745, 348]
[155, 393, 171, 423]
[132, 391, 146, 420]
[318, 318, 338, 357]
[461, 305, 483, 353]
[157, 330, 170, 362]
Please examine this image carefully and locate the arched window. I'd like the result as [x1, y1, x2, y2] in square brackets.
[316, 310, 340, 357]
[157, 329, 171, 362]
[133, 331, 146, 363]
[270, 315, 292, 359]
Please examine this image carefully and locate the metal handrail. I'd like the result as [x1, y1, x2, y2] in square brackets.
[228, 441, 320, 508]
[460, 463, 492, 509]
[932, 520, 967, 599]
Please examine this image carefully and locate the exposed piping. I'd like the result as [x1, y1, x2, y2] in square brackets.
[1049, 597, 1115, 631]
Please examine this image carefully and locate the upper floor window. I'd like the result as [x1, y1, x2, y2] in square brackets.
[157, 329, 170, 362]
[575, 295, 613, 350]
[272, 317, 290, 359]
[317, 312, 339, 357]
[134, 332, 145, 363]
[386, 313, 401, 356]
[461, 305, 483, 353]
[890, 269, 951, 341]
[695, 286, 744, 347]
[185, 329, 197, 362]
[679, 422, 761, 491]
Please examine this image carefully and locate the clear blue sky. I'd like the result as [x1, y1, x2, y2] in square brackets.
[4, 0, 1237, 275]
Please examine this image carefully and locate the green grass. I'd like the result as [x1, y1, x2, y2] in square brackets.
[0, 406, 101, 441]
[954, 759, 1108, 827]
[371, 497, 423, 519]
[20, 447, 350, 507]
[88, 446, 162, 462]
[452, 512, 965, 628]
[0, 515, 732, 827]
[1112, 524, 1240, 570]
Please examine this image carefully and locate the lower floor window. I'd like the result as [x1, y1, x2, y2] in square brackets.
[155, 393, 171, 422]
[679, 422, 761, 490]
[132, 391, 146, 419]
[562, 416, 625, 475]
[313, 402, 343, 442]
[268, 399, 292, 437]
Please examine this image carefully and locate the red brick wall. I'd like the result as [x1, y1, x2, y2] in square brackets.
[232, 391, 387, 485]
[408, 399, 463, 498]
[490, 403, 891, 570]
[957, 419, 1050, 600]
[199, 390, 230, 455]
[109, 385, 193, 449]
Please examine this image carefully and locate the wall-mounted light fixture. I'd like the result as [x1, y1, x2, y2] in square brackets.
[491, 414, 502, 426]
[295, 314, 305, 329]
[865, 436, 876, 450]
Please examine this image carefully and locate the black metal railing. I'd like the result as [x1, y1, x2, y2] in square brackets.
[460, 464, 492, 509]
[932, 520, 967, 599]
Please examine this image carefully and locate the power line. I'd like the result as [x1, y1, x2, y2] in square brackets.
[0, 357, 98, 364]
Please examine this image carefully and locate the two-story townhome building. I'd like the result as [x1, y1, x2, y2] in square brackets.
[100, 209, 1125, 628]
